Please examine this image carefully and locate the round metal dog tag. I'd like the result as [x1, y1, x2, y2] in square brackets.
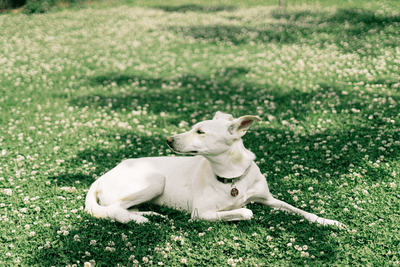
[230, 188, 239, 197]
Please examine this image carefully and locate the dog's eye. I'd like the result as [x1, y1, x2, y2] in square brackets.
[196, 129, 205, 134]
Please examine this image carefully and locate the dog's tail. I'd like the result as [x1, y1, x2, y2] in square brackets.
[84, 180, 123, 221]
[85, 179, 108, 219]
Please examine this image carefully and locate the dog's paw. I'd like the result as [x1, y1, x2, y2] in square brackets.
[148, 212, 166, 218]
[316, 217, 346, 229]
[133, 216, 149, 224]
[241, 208, 253, 220]
[332, 220, 346, 229]
[114, 211, 150, 224]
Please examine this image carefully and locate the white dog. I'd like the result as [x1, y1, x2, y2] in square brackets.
[85, 111, 343, 227]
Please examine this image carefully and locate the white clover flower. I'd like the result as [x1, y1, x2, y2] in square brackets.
[3, 189, 12, 196]
[122, 233, 128, 241]
[300, 251, 309, 257]
[44, 241, 51, 249]
[105, 247, 115, 252]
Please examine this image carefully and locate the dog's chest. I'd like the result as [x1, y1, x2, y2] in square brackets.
[198, 179, 251, 210]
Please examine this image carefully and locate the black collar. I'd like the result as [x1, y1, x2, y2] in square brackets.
[215, 166, 251, 184]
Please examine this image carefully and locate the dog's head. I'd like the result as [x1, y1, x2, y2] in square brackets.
[212, 111, 234, 121]
[167, 112, 261, 155]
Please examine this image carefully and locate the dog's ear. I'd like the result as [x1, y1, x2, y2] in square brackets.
[213, 111, 234, 121]
[228, 115, 261, 138]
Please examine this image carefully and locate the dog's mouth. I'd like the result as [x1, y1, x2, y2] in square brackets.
[174, 150, 198, 155]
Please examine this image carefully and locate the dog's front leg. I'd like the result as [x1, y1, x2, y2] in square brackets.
[258, 197, 344, 227]
[193, 208, 253, 222]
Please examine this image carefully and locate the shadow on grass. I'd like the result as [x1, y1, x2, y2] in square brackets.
[271, 7, 400, 25]
[154, 4, 237, 13]
[69, 67, 400, 130]
[166, 7, 400, 54]
[68, 67, 263, 124]
[68, 67, 324, 124]
[54, 132, 168, 188]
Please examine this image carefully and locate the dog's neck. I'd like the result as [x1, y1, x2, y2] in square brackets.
[204, 139, 255, 179]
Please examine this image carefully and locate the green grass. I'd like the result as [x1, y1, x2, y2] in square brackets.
[1, 0, 400, 266]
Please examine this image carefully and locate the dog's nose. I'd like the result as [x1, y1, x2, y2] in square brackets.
[166, 136, 174, 144]
[166, 137, 175, 149]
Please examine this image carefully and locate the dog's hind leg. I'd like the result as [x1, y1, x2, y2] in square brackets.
[111, 173, 166, 223]
[89, 169, 166, 224]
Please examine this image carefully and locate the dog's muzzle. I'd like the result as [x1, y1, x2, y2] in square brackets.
[167, 136, 197, 154]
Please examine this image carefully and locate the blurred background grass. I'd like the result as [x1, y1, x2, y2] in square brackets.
[2, 0, 400, 14]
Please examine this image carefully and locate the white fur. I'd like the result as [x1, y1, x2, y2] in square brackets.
[85, 111, 344, 227]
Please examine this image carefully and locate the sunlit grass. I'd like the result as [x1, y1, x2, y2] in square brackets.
[1, 1, 400, 266]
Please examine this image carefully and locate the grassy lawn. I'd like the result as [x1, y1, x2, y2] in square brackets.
[1, 0, 400, 266]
